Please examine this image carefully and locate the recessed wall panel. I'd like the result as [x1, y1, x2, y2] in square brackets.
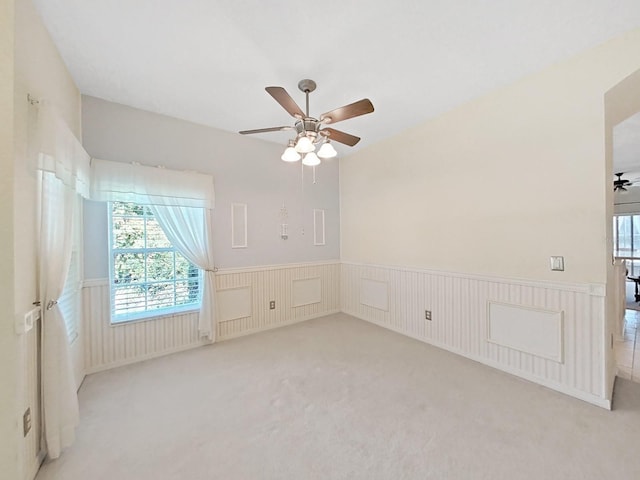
[292, 277, 322, 307]
[231, 203, 247, 248]
[488, 302, 564, 362]
[218, 286, 252, 322]
[313, 209, 325, 246]
[360, 278, 389, 311]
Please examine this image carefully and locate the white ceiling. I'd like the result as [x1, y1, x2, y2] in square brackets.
[33, 0, 640, 160]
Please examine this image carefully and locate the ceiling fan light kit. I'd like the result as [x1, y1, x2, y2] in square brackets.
[317, 142, 337, 159]
[239, 79, 374, 165]
[295, 135, 315, 153]
[281, 140, 301, 162]
[302, 152, 321, 166]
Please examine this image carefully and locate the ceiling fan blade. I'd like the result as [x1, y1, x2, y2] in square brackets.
[320, 98, 374, 124]
[321, 128, 361, 147]
[239, 126, 293, 135]
[265, 87, 305, 119]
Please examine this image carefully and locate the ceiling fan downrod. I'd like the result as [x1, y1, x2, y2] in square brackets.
[298, 79, 316, 118]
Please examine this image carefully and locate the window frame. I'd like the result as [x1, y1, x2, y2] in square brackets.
[107, 201, 202, 324]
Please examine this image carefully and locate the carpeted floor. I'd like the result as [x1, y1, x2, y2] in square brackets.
[36, 313, 640, 480]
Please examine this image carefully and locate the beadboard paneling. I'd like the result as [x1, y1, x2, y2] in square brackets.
[215, 262, 340, 339]
[83, 261, 340, 373]
[341, 262, 608, 408]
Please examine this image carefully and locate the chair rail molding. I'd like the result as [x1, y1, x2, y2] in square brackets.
[340, 261, 609, 409]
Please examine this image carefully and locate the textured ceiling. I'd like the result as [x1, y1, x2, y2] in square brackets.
[33, 0, 640, 161]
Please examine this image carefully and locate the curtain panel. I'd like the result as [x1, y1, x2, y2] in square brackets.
[35, 102, 90, 459]
[37, 101, 90, 197]
[90, 158, 215, 209]
[149, 205, 217, 340]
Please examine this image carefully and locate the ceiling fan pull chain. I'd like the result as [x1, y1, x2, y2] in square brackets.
[313, 165, 317, 184]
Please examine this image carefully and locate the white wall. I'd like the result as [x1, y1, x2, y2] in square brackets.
[9, 0, 83, 477]
[81, 95, 340, 278]
[341, 30, 640, 285]
[340, 30, 640, 407]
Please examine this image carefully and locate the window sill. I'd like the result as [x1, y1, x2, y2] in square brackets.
[110, 305, 200, 327]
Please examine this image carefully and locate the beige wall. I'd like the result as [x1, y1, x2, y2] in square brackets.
[5, 0, 82, 478]
[1, 0, 18, 478]
[341, 29, 640, 285]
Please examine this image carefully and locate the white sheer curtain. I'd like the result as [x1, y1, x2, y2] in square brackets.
[91, 158, 215, 209]
[149, 205, 216, 340]
[37, 172, 79, 459]
[91, 158, 217, 340]
[36, 101, 90, 458]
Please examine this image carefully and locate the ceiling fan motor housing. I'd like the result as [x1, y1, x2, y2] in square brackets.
[295, 118, 320, 142]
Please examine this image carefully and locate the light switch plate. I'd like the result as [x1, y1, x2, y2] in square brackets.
[550, 256, 564, 271]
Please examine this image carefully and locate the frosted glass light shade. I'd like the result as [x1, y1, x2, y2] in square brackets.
[317, 142, 337, 159]
[281, 146, 301, 162]
[302, 152, 321, 166]
[295, 135, 315, 153]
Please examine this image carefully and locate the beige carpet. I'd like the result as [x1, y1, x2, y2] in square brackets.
[36, 313, 640, 480]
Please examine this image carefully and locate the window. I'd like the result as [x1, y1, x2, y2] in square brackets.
[614, 214, 640, 276]
[108, 201, 201, 323]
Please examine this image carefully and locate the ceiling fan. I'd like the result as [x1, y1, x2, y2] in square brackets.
[239, 79, 374, 165]
[614, 172, 637, 192]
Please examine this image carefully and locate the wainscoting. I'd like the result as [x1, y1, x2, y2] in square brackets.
[341, 262, 609, 408]
[82, 261, 340, 373]
[82, 259, 609, 407]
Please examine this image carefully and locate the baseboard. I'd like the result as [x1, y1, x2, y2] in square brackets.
[343, 309, 611, 410]
[26, 450, 45, 480]
[218, 309, 341, 342]
[85, 310, 341, 374]
[85, 341, 210, 374]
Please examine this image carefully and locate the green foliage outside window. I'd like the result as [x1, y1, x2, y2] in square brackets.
[110, 202, 201, 321]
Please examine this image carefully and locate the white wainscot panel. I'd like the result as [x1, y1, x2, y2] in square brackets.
[293, 277, 322, 307]
[84, 262, 341, 372]
[340, 261, 607, 408]
[360, 278, 389, 311]
[488, 302, 563, 363]
[218, 286, 252, 321]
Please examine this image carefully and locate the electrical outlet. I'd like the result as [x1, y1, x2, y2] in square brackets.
[269, 300, 276, 310]
[23, 407, 31, 437]
[425, 310, 432, 321]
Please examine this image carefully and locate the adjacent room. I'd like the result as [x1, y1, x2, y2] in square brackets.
[3, 1, 640, 479]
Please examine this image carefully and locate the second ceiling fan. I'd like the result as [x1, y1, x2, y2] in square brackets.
[239, 79, 374, 165]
